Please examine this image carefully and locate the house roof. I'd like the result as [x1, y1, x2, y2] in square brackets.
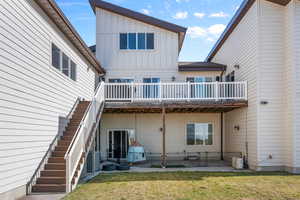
[89, 0, 187, 52]
[35, 0, 105, 75]
[178, 62, 226, 72]
[206, 0, 291, 62]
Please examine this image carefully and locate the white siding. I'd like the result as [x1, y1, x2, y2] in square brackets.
[0, 0, 96, 196]
[283, 0, 296, 169]
[96, 8, 198, 82]
[256, 0, 286, 168]
[294, 0, 300, 168]
[100, 113, 221, 158]
[212, 2, 259, 169]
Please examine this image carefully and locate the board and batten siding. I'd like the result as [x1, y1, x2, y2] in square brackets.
[100, 113, 221, 159]
[95, 7, 183, 82]
[212, 1, 259, 169]
[0, 0, 96, 197]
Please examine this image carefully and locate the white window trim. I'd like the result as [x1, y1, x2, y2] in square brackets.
[119, 32, 155, 51]
[50, 42, 77, 82]
[185, 122, 214, 146]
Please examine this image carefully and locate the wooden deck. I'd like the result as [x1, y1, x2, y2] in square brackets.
[104, 100, 248, 113]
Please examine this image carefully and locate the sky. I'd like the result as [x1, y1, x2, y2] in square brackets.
[56, 0, 243, 61]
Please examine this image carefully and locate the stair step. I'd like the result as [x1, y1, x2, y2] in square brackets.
[61, 136, 74, 141]
[36, 177, 66, 184]
[58, 140, 70, 146]
[55, 146, 68, 151]
[41, 170, 65, 177]
[45, 163, 66, 170]
[52, 151, 66, 157]
[48, 157, 65, 163]
[32, 184, 66, 193]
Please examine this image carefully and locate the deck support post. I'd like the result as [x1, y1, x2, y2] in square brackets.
[161, 105, 166, 168]
[221, 112, 224, 160]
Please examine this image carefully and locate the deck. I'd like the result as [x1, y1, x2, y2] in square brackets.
[103, 81, 248, 113]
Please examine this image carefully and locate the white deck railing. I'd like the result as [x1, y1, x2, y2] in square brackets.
[64, 82, 105, 193]
[105, 81, 247, 101]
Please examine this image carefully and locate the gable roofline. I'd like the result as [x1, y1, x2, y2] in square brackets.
[35, 0, 105, 75]
[206, 0, 291, 62]
[89, 0, 187, 52]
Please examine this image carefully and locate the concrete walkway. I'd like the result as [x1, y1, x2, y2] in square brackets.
[20, 193, 65, 200]
[102, 166, 250, 173]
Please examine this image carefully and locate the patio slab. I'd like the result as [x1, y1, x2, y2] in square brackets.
[19, 193, 65, 200]
[102, 166, 251, 173]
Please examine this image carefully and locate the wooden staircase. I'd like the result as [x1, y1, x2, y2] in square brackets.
[31, 101, 90, 193]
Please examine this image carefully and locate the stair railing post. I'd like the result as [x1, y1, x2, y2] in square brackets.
[66, 157, 70, 193]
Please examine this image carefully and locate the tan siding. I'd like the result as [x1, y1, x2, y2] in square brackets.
[0, 0, 96, 195]
[212, 2, 259, 168]
[257, 0, 286, 167]
[100, 113, 221, 158]
[96, 8, 182, 82]
[293, 0, 300, 167]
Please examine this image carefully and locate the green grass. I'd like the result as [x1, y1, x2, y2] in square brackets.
[64, 172, 300, 200]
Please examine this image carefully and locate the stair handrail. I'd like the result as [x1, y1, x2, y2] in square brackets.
[26, 97, 81, 195]
[64, 82, 105, 193]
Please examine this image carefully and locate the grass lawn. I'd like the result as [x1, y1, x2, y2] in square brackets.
[64, 172, 300, 200]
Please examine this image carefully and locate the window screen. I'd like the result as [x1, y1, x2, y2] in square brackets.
[70, 60, 76, 81]
[120, 33, 127, 49]
[52, 44, 60, 69]
[128, 33, 137, 49]
[138, 33, 146, 49]
[146, 33, 154, 49]
[62, 53, 69, 76]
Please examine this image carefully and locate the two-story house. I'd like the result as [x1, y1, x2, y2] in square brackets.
[1, 0, 300, 199]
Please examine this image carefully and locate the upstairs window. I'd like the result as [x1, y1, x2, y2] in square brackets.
[52, 44, 60, 70]
[120, 33, 154, 50]
[51, 43, 77, 81]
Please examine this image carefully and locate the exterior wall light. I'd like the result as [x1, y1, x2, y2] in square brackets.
[171, 76, 176, 82]
[234, 125, 240, 131]
[234, 64, 240, 69]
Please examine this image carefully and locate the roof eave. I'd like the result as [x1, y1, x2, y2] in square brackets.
[35, 0, 105, 75]
[206, 0, 291, 62]
[89, 0, 187, 52]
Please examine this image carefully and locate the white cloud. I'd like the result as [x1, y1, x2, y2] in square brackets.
[175, 0, 190, 3]
[187, 24, 226, 41]
[173, 11, 188, 19]
[187, 26, 207, 38]
[207, 24, 226, 36]
[193, 12, 205, 19]
[141, 9, 150, 15]
[209, 11, 229, 18]
[58, 2, 89, 7]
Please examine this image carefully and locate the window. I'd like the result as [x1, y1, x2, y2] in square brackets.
[109, 78, 133, 83]
[128, 33, 137, 50]
[62, 53, 69, 76]
[120, 33, 127, 50]
[51, 43, 77, 81]
[186, 123, 213, 146]
[138, 33, 146, 49]
[70, 60, 77, 81]
[146, 33, 154, 49]
[119, 33, 154, 50]
[52, 44, 60, 70]
[143, 78, 160, 98]
[186, 77, 214, 98]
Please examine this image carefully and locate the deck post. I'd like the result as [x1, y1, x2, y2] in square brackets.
[221, 112, 224, 160]
[161, 105, 166, 168]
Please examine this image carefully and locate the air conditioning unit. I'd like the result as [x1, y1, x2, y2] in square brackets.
[232, 157, 244, 169]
